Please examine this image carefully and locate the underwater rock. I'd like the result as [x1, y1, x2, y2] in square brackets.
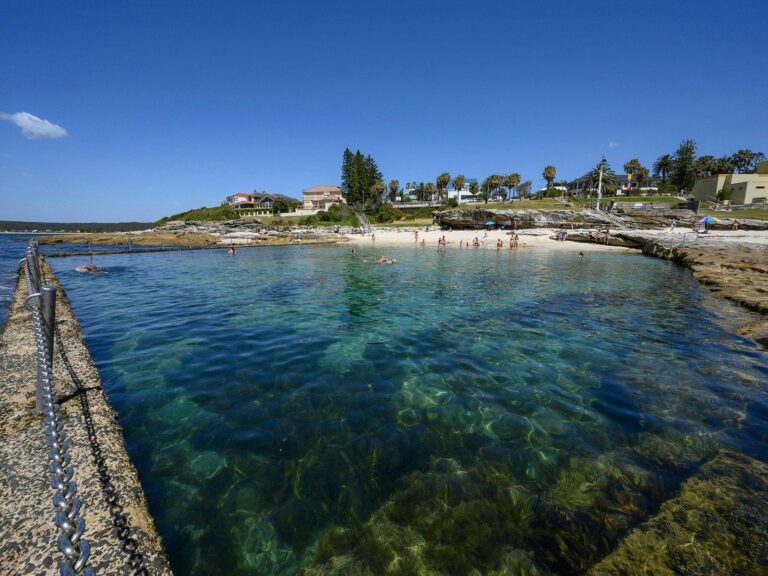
[588, 451, 768, 575]
[236, 516, 298, 575]
[187, 450, 228, 481]
[489, 413, 532, 441]
[487, 548, 553, 576]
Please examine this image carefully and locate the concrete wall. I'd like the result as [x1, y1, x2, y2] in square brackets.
[694, 173, 768, 204]
[693, 174, 728, 201]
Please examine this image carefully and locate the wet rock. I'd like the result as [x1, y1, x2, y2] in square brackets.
[588, 451, 768, 575]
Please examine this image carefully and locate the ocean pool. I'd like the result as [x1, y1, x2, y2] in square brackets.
[50, 245, 768, 575]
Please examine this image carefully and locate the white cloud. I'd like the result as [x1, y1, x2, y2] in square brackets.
[0, 111, 68, 139]
[607, 141, 620, 148]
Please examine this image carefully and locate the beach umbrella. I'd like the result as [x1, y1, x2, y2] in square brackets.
[485, 220, 496, 227]
[697, 216, 719, 224]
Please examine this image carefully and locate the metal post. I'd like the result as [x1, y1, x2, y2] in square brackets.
[41, 286, 56, 364]
[27, 252, 41, 293]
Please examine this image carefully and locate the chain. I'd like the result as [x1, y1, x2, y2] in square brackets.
[56, 323, 150, 576]
[24, 243, 95, 576]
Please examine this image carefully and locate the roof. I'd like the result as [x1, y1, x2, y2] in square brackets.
[232, 193, 250, 198]
[304, 185, 341, 193]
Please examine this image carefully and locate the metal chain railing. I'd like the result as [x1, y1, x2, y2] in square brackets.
[22, 241, 95, 576]
[56, 324, 150, 576]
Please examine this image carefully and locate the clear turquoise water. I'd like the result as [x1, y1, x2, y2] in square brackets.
[50, 246, 768, 575]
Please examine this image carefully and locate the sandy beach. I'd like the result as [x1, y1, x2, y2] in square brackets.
[345, 226, 768, 251]
[344, 227, 630, 252]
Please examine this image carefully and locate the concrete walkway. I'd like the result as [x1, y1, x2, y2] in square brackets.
[0, 263, 172, 575]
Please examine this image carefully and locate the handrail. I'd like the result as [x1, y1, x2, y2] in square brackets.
[23, 241, 95, 576]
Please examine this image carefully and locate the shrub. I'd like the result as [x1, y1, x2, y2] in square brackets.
[374, 204, 404, 223]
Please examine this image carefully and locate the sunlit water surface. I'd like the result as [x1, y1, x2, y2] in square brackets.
[51, 245, 768, 575]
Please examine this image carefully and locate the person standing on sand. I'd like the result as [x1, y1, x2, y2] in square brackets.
[733, 219, 740, 231]
[671, 220, 677, 232]
[604, 226, 610, 245]
[497, 239, 503, 250]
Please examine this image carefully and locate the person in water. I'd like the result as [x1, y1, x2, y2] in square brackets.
[376, 256, 398, 264]
[228, 246, 237, 256]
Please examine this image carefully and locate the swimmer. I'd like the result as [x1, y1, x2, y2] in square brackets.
[228, 246, 237, 256]
[578, 251, 584, 258]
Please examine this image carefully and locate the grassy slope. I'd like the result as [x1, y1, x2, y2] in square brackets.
[154, 205, 239, 225]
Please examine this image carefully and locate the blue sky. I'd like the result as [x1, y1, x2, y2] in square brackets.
[1, 0, 766, 222]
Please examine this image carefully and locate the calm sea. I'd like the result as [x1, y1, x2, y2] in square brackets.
[36, 246, 768, 574]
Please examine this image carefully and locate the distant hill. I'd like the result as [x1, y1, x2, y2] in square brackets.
[0, 220, 153, 233]
[154, 205, 239, 226]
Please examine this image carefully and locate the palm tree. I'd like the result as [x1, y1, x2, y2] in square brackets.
[436, 172, 451, 203]
[425, 182, 436, 203]
[653, 154, 673, 183]
[732, 149, 756, 174]
[635, 166, 649, 190]
[452, 175, 466, 198]
[482, 175, 504, 201]
[714, 156, 735, 174]
[369, 181, 386, 208]
[468, 181, 479, 202]
[694, 155, 717, 177]
[583, 159, 618, 199]
[542, 165, 557, 192]
[505, 173, 521, 201]
[388, 179, 400, 203]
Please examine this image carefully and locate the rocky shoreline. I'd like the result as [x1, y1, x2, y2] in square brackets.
[35, 219, 347, 247]
[433, 207, 768, 231]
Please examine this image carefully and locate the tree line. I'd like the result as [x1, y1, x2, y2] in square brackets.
[339, 142, 765, 210]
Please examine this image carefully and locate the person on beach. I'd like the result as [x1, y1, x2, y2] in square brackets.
[670, 220, 677, 232]
[604, 226, 610, 245]
[459, 239, 463, 248]
[732, 219, 740, 231]
[497, 239, 503, 250]
[414, 231, 419, 243]
[473, 237, 480, 247]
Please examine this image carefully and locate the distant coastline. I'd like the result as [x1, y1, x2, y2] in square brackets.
[0, 220, 153, 233]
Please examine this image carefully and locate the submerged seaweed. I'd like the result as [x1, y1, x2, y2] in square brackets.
[50, 246, 768, 575]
